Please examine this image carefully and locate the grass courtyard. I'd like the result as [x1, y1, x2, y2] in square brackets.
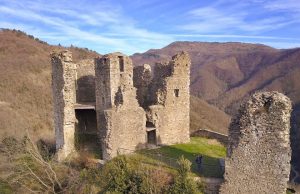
[133, 137, 226, 178]
[75, 135, 227, 178]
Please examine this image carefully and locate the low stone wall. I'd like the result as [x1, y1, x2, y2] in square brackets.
[191, 129, 228, 145]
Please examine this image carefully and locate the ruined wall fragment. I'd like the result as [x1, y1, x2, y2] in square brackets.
[146, 52, 191, 145]
[133, 64, 152, 108]
[51, 50, 77, 161]
[95, 53, 146, 160]
[220, 91, 292, 194]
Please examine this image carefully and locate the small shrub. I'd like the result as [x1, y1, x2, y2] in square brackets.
[169, 156, 203, 194]
[0, 179, 13, 194]
[102, 155, 172, 194]
[287, 188, 296, 194]
[104, 156, 133, 193]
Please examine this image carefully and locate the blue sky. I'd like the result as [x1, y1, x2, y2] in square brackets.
[1, 0, 300, 54]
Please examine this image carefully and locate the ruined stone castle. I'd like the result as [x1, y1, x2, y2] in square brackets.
[51, 50, 190, 160]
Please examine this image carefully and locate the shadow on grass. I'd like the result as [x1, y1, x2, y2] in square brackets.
[137, 145, 224, 178]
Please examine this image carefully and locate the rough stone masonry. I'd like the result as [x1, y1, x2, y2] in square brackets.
[51, 50, 191, 161]
[95, 53, 146, 160]
[220, 91, 292, 194]
[51, 51, 77, 161]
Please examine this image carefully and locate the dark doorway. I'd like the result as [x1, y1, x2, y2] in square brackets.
[75, 109, 101, 158]
[146, 121, 157, 145]
[147, 130, 156, 145]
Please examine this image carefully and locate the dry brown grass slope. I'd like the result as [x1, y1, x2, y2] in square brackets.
[212, 48, 300, 114]
[0, 29, 99, 140]
[190, 95, 230, 135]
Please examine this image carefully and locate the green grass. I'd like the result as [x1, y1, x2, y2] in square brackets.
[0, 180, 13, 194]
[133, 137, 226, 178]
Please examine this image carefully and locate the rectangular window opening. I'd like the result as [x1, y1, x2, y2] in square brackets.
[118, 56, 124, 72]
[103, 58, 108, 64]
[174, 89, 179, 97]
[102, 97, 105, 106]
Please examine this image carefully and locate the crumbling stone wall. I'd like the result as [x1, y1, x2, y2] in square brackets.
[133, 64, 152, 108]
[220, 92, 292, 194]
[134, 52, 191, 145]
[51, 50, 77, 161]
[95, 53, 146, 160]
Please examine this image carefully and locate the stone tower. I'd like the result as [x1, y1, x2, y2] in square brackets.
[51, 50, 77, 161]
[95, 53, 146, 160]
[220, 92, 292, 194]
[151, 52, 191, 144]
[134, 52, 191, 145]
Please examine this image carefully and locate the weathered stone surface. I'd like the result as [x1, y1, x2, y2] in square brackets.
[51, 50, 77, 161]
[134, 52, 191, 145]
[95, 53, 146, 160]
[220, 91, 292, 194]
[133, 64, 152, 108]
[153, 52, 191, 144]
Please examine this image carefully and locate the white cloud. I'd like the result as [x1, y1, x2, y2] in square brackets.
[0, 0, 173, 54]
[263, 0, 300, 12]
[180, 2, 299, 34]
[1, 0, 299, 53]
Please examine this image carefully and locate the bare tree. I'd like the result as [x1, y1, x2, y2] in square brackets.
[1, 135, 81, 193]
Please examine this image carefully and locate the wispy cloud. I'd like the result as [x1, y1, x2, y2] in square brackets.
[263, 0, 300, 12]
[180, 3, 298, 34]
[258, 41, 300, 49]
[0, 0, 299, 53]
[0, 0, 173, 54]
